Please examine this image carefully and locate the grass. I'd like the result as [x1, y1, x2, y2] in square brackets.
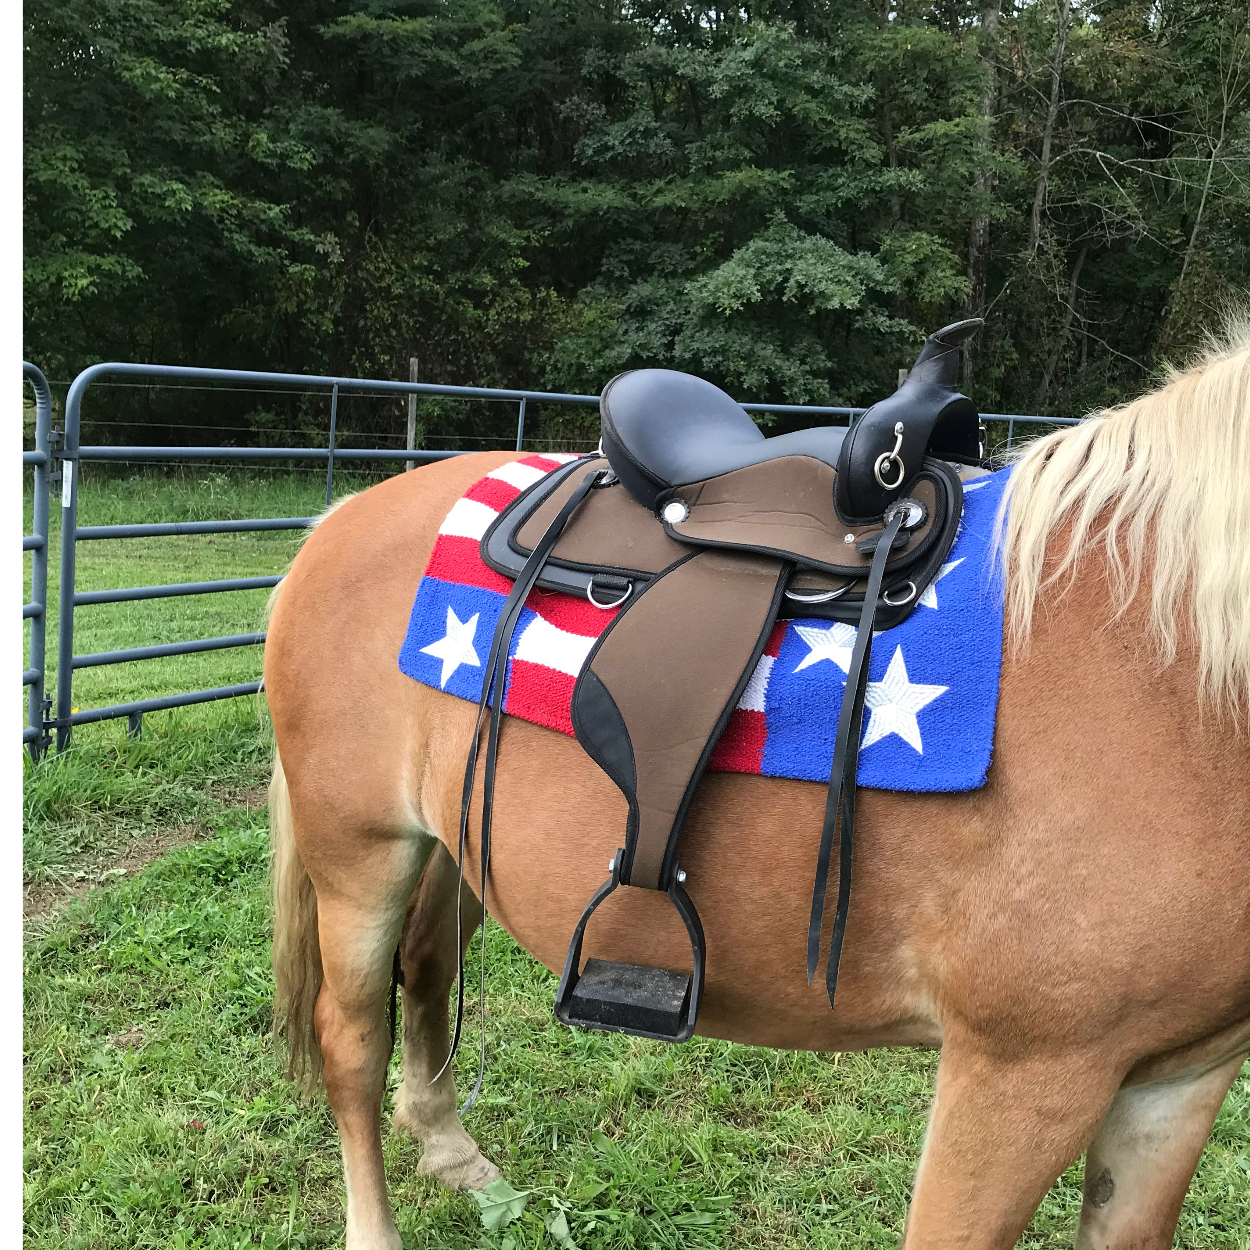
[22, 468, 1250, 1248]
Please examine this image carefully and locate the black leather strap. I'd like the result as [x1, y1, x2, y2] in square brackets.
[437, 464, 603, 1105]
[805, 507, 906, 1006]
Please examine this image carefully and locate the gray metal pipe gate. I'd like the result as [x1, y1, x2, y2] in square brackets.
[26, 360, 1076, 755]
[23, 362, 53, 757]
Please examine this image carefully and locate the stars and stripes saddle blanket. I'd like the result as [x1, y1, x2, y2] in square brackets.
[400, 453, 1008, 793]
[401, 331, 1009, 1048]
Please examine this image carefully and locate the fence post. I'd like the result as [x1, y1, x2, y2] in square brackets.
[56, 369, 86, 753]
[326, 382, 339, 510]
[406, 357, 419, 471]
[24, 362, 52, 759]
[515, 397, 527, 453]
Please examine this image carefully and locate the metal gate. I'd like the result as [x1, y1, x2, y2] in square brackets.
[26, 360, 1074, 753]
[23, 362, 53, 758]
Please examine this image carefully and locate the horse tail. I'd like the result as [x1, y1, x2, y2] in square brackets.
[270, 746, 324, 1089]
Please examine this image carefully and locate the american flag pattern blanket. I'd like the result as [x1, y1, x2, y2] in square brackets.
[399, 454, 1009, 792]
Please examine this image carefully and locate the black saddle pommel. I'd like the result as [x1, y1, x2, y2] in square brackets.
[835, 319, 983, 522]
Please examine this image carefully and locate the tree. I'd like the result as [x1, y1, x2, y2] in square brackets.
[25, 0, 1250, 441]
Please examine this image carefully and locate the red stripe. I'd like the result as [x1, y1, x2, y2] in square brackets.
[425, 536, 514, 594]
[505, 658, 577, 735]
[708, 708, 767, 773]
[464, 475, 521, 512]
[527, 454, 574, 472]
[525, 585, 619, 635]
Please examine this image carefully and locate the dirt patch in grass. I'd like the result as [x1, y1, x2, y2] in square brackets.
[23, 783, 268, 934]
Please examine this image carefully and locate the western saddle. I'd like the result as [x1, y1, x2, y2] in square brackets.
[454, 319, 983, 1050]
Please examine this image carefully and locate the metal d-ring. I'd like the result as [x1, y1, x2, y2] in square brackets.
[784, 583, 850, 604]
[587, 580, 631, 610]
[873, 422, 906, 490]
[882, 580, 916, 607]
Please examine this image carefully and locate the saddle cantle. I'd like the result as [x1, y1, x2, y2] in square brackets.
[459, 320, 983, 1047]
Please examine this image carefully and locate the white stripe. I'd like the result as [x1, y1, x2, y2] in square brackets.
[514, 614, 596, 678]
[488, 460, 547, 490]
[737, 654, 774, 713]
[437, 497, 497, 540]
[543, 452, 582, 463]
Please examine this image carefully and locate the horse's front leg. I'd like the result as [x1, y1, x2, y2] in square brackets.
[902, 1037, 1119, 1249]
[392, 842, 502, 1190]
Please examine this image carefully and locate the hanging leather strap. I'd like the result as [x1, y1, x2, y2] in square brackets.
[434, 464, 604, 1107]
[806, 507, 906, 1007]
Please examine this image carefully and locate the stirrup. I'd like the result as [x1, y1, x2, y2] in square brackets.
[554, 851, 706, 1043]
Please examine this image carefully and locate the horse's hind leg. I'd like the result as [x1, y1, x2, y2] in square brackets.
[1075, 1053, 1245, 1250]
[392, 843, 502, 1191]
[304, 822, 437, 1250]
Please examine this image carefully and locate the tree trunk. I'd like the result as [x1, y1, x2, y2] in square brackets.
[965, 0, 1002, 386]
[1029, 0, 1072, 255]
[1039, 239, 1088, 407]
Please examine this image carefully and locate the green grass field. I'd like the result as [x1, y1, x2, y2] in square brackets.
[23, 469, 1250, 1248]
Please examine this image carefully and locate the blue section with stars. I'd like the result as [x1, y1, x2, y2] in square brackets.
[762, 467, 1009, 791]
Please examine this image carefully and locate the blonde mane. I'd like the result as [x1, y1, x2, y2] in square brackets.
[998, 319, 1250, 720]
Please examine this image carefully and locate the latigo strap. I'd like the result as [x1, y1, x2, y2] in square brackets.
[439, 465, 606, 1107]
[806, 505, 907, 1005]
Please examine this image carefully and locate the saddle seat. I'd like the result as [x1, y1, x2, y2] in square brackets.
[599, 368, 847, 512]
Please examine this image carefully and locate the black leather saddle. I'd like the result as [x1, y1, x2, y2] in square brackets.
[601, 318, 982, 521]
[452, 320, 983, 1057]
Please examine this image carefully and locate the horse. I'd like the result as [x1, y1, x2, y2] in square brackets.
[264, 328, 1250, 1249]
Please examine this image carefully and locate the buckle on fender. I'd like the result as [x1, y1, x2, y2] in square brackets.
[553, 851, 706, 1043]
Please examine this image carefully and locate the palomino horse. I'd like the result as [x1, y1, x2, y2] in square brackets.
[266, 332, 1250, 1249]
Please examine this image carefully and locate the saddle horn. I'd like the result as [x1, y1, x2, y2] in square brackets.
[907, 317, 983, 389]
[835, 319, 983, 522]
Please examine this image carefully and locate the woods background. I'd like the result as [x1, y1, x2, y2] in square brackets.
[23, 0, 1250, 444]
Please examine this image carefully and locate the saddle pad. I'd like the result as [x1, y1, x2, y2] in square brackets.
[399, 454, 1009, 792]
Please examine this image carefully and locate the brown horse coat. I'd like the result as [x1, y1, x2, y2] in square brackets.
[266, 338, 1250, 1249]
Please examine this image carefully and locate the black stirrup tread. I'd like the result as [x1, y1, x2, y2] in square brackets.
[599, 369, 847, 511]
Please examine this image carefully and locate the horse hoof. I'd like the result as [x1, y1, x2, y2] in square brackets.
[419, 1145, 501, 1192]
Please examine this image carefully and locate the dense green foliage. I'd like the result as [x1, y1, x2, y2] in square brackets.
[24, 0, 1250, 432]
